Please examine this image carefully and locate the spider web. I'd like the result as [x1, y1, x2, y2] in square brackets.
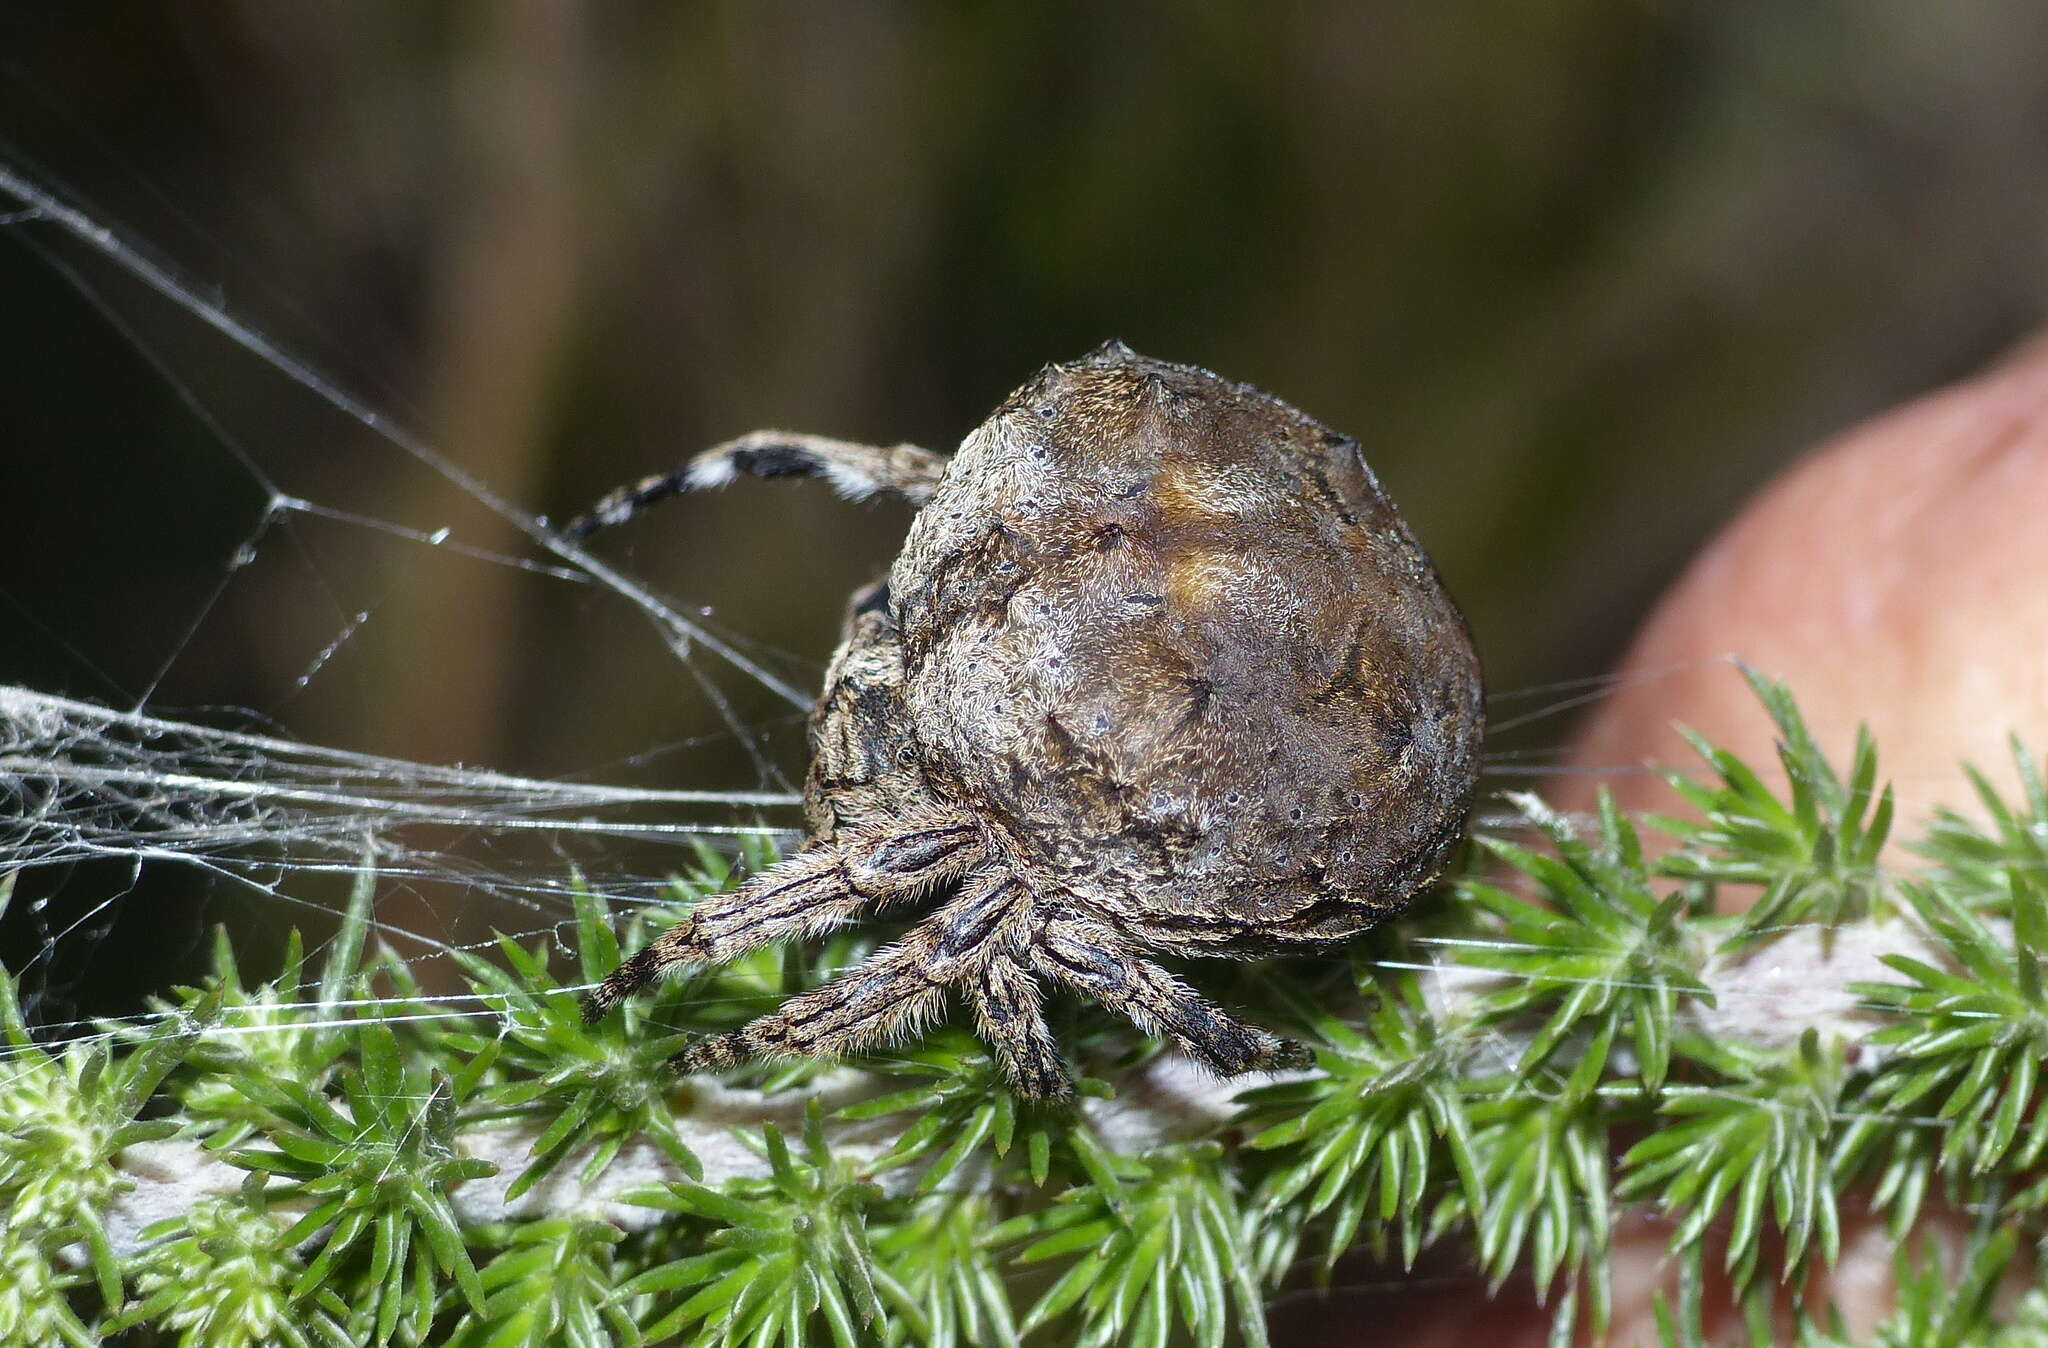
[0, 154, 835, 1034]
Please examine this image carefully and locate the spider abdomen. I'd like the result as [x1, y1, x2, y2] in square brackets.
[894, 344, 1483, 947]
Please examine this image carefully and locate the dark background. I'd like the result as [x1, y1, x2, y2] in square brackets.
[4, 4, 2048, 1002]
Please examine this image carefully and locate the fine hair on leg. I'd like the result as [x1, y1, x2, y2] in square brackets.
[972, 946, 1070, 1100]
[673, 869, 1025, 1074]
[563, 431, 950, 538]
[581, 811, 980, 1022]
[1032, 906, 1311, 1076]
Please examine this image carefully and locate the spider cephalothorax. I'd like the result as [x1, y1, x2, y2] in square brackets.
[579, 342, 1483, 1099]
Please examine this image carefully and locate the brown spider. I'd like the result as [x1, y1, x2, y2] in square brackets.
[578, 342, 1483, 1099]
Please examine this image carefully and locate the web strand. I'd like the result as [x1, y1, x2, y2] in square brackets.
[0, 157, 812, 715]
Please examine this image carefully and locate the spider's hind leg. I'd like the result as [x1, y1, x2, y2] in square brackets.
[581, 810, 980, 1022]
[1032, 907, 1312, 1077]
[564, 431, 948, 538]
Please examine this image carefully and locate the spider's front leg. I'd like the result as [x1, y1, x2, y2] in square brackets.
[562, 431, 949, 538]
[581, 809, 981, 1022]
[1031, 906, 1313, 1077]
[674, 870, 1043, 1078]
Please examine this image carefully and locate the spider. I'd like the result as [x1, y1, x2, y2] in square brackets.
[577, 342, 1483, 1099]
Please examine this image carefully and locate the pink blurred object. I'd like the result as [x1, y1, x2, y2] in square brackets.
[1560, 332, 2048, 846]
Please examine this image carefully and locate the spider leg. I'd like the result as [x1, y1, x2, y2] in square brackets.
[970, 947, 1071, 1100]
[563, 431, 949, 538]
[581, 811, 981, 1022]
[674, 870, 1025, 1074]
[1031, 907, 1312, 1077]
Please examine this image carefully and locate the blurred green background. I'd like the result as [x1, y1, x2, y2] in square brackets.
[3, 3, 2047, 990]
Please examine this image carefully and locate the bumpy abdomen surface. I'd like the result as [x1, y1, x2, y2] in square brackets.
[894, 351, 1482, 947]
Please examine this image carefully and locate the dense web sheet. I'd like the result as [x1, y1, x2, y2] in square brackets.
[0, 684, 798, 952]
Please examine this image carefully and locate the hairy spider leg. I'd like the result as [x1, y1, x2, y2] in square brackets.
[673, 870, 1028, 1076]
[972, 946, 1070, 1100]
[581, 811, 981, 1022]
[563, 431, 950, 538]
[1032, 906, 1313, 1077]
